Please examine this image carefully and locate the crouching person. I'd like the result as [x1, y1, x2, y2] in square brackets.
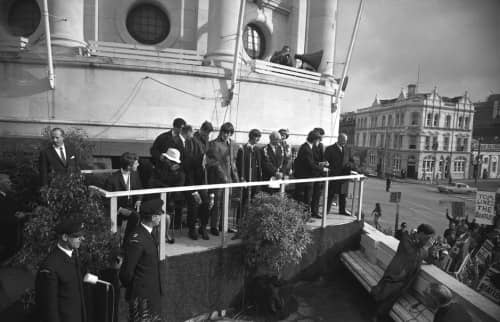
[120, 199, 164, 320]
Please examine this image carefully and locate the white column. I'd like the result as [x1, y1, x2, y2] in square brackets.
[49, 0, 86, 48]
[307, 0, 338, 75]
[205, 0, 242, 66]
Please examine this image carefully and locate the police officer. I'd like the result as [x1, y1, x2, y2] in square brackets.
[119, 199, 163, 318]
[35, 219, 87, 322]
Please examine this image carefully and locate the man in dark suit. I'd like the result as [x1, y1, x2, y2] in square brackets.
[35, 219, 87, 322]
[311, 127, 326, 218]
[150, 118, 186, 167]
[0, 173, 24, 262]
[293, 130, 327, 215]
[193, 121, 214, 153]
[205, 122, 239, 236]
[39, 128, 79, 186]
[120, 199, 163, 319]
[104, 152, 143, 244]
[324, 133, 349, 215]
[261, 131, 286, 181]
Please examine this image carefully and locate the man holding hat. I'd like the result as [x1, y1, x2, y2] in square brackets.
[372, 223, 436, 321]
[120, 199, 164, 318]
[35, 219, 87, 322]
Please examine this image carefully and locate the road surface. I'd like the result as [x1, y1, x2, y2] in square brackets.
[357, 178, 478, 236]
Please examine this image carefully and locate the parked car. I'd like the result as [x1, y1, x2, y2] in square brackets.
[437, 182, 477, 194]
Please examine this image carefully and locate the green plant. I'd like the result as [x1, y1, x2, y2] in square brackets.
[11, 173, 120, 273]
[239, 192, 312, 277]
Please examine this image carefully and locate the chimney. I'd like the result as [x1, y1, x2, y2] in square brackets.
[407, 84, 417, 97]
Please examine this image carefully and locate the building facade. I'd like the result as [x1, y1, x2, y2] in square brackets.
[352, 84, 474, 180]
[471, 94, 500, 179]
[0, 0, 342, 161]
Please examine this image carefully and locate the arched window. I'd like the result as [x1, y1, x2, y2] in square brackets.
[464, 117, 470, 129]
[7, 0, 41, 37]
[243, 23, 265, 59]
[126, 4, 170, 45]
[423, 156, 434, 173]
[388, 115, 393, 127]
[433, 114, 440, 127]
[411, 112, 420, 126]
[392, 155, 401, 171]
[426, 113, 433, 126]
[445, 115, 451, 128]
[453, 157, 466, 173]
[381, 115, 386, 127]
[458, 116, 464, 128]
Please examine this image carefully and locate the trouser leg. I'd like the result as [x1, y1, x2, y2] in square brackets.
[311, 182, 322, 216]
[186, 193, 198, 230]
[327, 180, 336, 214]
[210, 190, 223, 230]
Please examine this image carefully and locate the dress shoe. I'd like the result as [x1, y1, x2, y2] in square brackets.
[166, 237, 175, 244]
[188, 228, 199, 240]
[210, 227, 220, 236]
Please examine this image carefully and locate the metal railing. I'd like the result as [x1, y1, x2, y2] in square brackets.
[90, 174, 366, 260]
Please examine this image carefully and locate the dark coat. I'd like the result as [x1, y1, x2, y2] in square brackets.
[119, 225, 162, 315]
[261, 144, 285, 180]
[434, 302, 473, 322]
[236, 144, 262, 182]
[182, 138, 205, 186]
[150, 130, 174, 167]
[324, 143, 345, 176]
[193, 131, 210, 153]
[293, 143, 323, 179]
[0, 192, 23, 261]
[39, 145, 79, 186]
[205, 137, 239, 184]
[104, 170, 143, 209]
[35, 247, 87, 322]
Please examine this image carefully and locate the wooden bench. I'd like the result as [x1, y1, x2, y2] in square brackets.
[341, 249, 434, 322]
[88, 41, 203, 66]
[250, 59, 322, 84]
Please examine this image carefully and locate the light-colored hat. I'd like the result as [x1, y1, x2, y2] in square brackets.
[165, 148, 181, 164]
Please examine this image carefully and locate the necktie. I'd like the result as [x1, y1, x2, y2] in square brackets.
[60, 147, 66, 164]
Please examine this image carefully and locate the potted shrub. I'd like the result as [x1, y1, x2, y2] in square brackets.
[238, 192, 312, 318]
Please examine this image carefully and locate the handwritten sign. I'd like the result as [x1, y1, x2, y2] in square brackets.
[451, 201, 466, 220]
[477, 266, 500, 304]
[475, 191, 496, 225]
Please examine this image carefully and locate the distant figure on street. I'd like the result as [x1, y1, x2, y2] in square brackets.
[371, 203, 382, 230]
[120, 199, 164, 319]
[394, 222, 407, 241]
[371, 224, 436, 321]
[35, 219, 87, 322]
[386, 176, 392, 192]
[424, 283, 473, 322]
[39, 128, 80, 186]
[270, 45, 293, 67]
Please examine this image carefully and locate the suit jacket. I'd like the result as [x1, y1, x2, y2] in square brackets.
[324, 143, 345, 176]
[182, 138, 205, 186]
[104, 170, 143, 209]
[35, 247, 87, 322]
[205, 137, 239, 184]
[293, 143, 323, 179]
[261, 144, 285, 180]
[39, 145, 79, 186]
[150, 130, 174, 167]
[236, 144, 262, 182]
[119, 225, 162, 314]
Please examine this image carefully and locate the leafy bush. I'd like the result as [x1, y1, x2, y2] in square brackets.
[11, 173, 120, 273]
[239, 192, 312, 277]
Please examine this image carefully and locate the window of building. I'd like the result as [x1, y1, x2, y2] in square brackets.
[423, 156, 434, 173]
[464, 117, 470, 129]
[445, 115, 451, 128]
[458, 116, 464, 128]
[374, 117, 378, 128]
[432, 136, 438, 150]
[399, 135, 403, 148]
[393, 134, 398, 149]
[456, 137, 463, 151]
[493, 101, 500, 119]
[443, 136, 449, 151]
[355, 133, 359, 146]
[369, 152, 377, 166]
[492, 160, 497, 173]
[380, 134, 385, 147]
[425, 136, 430, 150]
[400, 112, 405, 125]
[409, 136, 417, 149]
[362, 133, 366, 146]
[243, 23, 265, 59]
[411, 112, 419, 125]
[426, 113, 433, 127]
[126, 3, 170, 45]
[463, 138, 468, 152]
[392, 155, 401, 171]
[433, 114, 440, 127]
[453, 157, 466, 173]
[370, 134, 376, 146]
[381, 116, 386, 127]
[7, 0, 41, 37]
[388, 115, 393, 127]
[387, 134, 392, 148]
[395, 114, 400, 126]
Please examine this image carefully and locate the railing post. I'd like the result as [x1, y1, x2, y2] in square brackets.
[280, 182, 286, 196]
[357, 179, 364, 221]
[221, 187, 230, 248]
[110, 197, 117, 233]
[322, 179, 328, 228]
[351, 179, 357, 216]
[159, 192, 167, 260]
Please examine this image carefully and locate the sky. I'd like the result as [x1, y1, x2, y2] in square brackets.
[334, 0, 500, 112]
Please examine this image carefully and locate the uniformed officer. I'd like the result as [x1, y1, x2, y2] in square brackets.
[119, 199, 163, 318]
[35, 219, 87, 322]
